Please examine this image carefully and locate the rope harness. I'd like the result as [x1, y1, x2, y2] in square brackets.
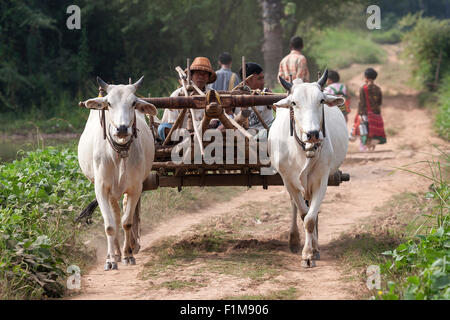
[289, 104, 326, 157]
[100, 108, 138, 158]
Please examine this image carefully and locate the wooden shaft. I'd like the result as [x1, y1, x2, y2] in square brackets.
[189, 108, 205, 156]
[250, 106, 269, 130]
[178, 74, 205, 156]
[222, 113, 254, 139]
[232, 74, 255, 91]
[187, 58, 191, 84]
[201, 115, 213, 134]
[192, 83, 206, 96]
[175, 66, 187, 80]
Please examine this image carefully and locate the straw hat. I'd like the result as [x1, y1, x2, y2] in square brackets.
[187, 57, 217, 84]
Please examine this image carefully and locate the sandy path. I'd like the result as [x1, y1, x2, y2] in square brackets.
[69, 45, 448, 300]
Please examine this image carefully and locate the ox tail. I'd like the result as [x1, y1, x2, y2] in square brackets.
[131, 196, 141, 254]
[76, 199, 98, 224]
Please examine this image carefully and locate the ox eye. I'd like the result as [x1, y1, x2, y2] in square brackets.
[291, 101, 296, 106]
[320, 99, 325, 104]
[132, 101, 136, 107]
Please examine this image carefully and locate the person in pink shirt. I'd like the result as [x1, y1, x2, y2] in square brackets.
[278, 36, 310, 83]
[323, 70, 351, 122]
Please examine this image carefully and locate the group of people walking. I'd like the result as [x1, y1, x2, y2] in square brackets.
[157, 35, 386, 151]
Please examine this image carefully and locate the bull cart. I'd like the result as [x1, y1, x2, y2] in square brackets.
[138, 59, 350, 192]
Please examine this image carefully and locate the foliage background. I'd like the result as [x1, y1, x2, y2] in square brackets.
[1, 0, 449, 130]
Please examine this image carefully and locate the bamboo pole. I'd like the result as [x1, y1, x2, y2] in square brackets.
[187, 58, 191, 84]
[175, 65, 205, 156]
[222, 113, 254, 140]
[242, 56, 246, 87]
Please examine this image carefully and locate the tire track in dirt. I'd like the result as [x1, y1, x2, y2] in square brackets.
[68, 44, 449, 300]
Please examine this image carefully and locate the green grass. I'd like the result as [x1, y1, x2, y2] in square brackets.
[0, 94, 90, 135]
[377, 150, 449, 300]
[159, 280, 205, 290]
[0, 147, 96, 299]
[336, 149, 449, 300]
[140, 187, 243, 231]
[0, 143, 242, 299]
[308, 29, 386, 69]
[370, 28, 403, 44]
[140, 229, 284, 284]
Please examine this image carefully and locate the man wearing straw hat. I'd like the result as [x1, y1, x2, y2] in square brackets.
[158, 57, 217, 141]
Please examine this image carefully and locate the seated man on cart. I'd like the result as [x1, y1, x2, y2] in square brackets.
[235, 62, 275, 140]
[158, 57, 217, 141]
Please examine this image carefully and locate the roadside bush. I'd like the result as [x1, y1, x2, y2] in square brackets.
[434, 76, 450, 141]
[0, 148, 95, 299]
[402, 15, 450, 89]
[308, 28, 385, 69]
[378, 150, 449, 300]
[371, 28, 403, 44]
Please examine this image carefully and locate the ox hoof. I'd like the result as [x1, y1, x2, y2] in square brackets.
[122, 257, 136, 265]
[314, 251, 321, 260]
[104, 262, 118, 271]
[301, 259, 316, 268]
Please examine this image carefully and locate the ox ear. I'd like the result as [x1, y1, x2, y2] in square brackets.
[274, 97, 291, 109]
[323, 94, 345, 107]
[135, 98, 157, 116]
[84, 97, 107, 110]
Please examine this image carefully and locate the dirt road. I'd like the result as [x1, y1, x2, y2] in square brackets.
[68, 45, 448, 300]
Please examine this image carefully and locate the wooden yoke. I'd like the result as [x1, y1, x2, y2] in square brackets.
[141, 94, 287, 110]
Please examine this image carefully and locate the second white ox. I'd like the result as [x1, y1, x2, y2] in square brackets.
[268, 70, 348, 268]
[78, 77, 157, 271]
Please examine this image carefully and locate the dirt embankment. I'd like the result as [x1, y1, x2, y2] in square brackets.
[68, 44, 449, 300]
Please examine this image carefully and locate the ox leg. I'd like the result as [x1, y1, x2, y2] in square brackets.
[288, 199, 301, 253]
[284, 183, 309, 254]
[301, 177, 328, 268]
[95, 185, 119, 271]
[314, 215, 320, 260]
[110, 199, 122, 263]
[121, 192, 141, 265]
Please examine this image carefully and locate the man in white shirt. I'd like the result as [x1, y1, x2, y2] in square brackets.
[235, 62, 275, 139]
[158, 57, 216, 141]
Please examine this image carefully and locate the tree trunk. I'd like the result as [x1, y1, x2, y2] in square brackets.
[260, 0, 284, 88]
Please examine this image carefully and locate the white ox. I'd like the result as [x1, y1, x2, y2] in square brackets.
[78, 77, 157, 270]
[268, 71, 348, 268]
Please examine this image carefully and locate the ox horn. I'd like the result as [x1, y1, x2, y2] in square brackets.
[133, 76, 144, 89]
[279, 76, 293, 93]
[317, 69, 328, 89]
[97, 76, 109, 91]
